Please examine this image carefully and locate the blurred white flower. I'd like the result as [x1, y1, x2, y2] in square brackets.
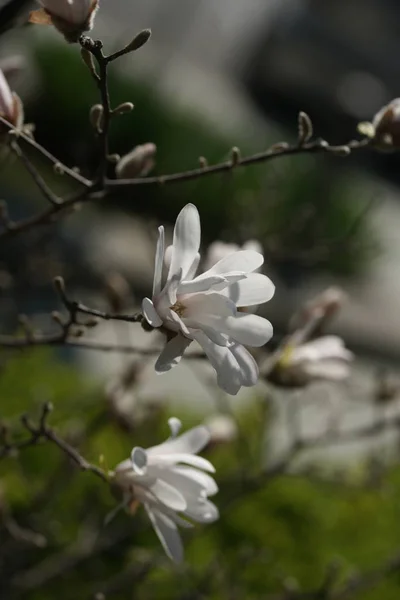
[268, 335, 353, 387]
[0, 68, 23, 130]
[114, 418, 218, 562]
[142, 203, 275, 395]
[204, 239, 263, 273]
[30, 0, 98, 41]
[204, 414, 238, 445]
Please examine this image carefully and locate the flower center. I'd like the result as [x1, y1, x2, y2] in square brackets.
[170, 301, 186, 317]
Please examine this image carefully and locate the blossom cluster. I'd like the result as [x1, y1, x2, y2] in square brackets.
[0, 0, 359, 565]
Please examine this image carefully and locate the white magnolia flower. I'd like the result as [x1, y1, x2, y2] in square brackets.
[269, 335, 353, 387]
[204, 239, 263, 273]
[31, 0, 98, 41]
[142, 203, 275, 395]
[114, 419, 218, 562]
[0, 69, 23, 130]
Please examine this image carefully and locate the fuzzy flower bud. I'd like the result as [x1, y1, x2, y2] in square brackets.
[358, 99, 400, 151]
[30, 0, 99, 43]
[0, 69, 23, 132]
[115, 143, 156, 179]
[266, 336, 353, 388]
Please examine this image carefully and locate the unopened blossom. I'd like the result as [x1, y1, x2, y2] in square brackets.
[30, 0, 98, 42]
[142, 203, 275, 395]
[0, 68, 23, 131]
[266, 335, 353, 387]
[116, 143, 156, 179]
[204, 239, 263, 273]
[358, 98, 400, 151]
[114, 418, 218, 562]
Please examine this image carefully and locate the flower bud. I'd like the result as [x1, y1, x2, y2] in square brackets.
[30, 0, 99, 43]
[0, 69, 23, 133]
[358, 99, 400, 151]
[115, 143, 156, 179]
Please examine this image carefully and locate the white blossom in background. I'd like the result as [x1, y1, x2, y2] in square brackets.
[114, 418, 218, 563]
[205, 414, 238, 445]
[30, 0, 98, 41]
[270, 335, 353, 387]
[203, 239, 263, 273]
[142, 203, 275, 395]
[0, 69, 23, 131]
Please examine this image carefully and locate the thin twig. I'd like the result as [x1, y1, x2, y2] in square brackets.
[0, 116, 92, 187]
[1, 403, 109, 483]
[10, 141, 61, 205]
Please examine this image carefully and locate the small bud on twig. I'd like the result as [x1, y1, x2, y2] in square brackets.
[107, 154, 120, 163]
[89, 104, 104, 132]
[298, 111, 313, 145]
[115, 143, 156, 179]
[121, 29, 152, 54]
[53, 276, 67, 302]
[113, 102, 134, 116]
[104, 272, 131, 313]
[230, 146, 241, 167]
[330, 145, 351, 157]
[199, 156, 208, 168]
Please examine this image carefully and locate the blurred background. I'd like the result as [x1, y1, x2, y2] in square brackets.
[2, 0, 400, 598]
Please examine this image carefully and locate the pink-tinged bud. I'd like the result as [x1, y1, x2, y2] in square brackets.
[115, 143, 156, 179]
[0, 69, 23, 132]
[359, 99, 400, 151]
[30, 0, 99, 43]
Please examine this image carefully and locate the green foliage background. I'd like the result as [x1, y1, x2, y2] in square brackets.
[1, 351, 400, 599]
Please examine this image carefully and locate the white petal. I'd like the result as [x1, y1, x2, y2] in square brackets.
[150, 479, 187, 511]
[149, 467, 212, 503]
[186, 252, 200, 281]
[142, 297, 163, 328]
[229, 344, 259, 387]
[174, 466, 218, 496]
[186, 323, 230, 347]
[168, 310, 191, 336]
[183, 292, 237, 318]
[203, 241, 240, 271]
[168, 417, 182, 438]
[242, 240, 263, 255]
[167, 204, 201, 282]
[210, 272, 247, 291]
[184, 499, 219, 524]
[164, 244, 173, 268]
[211, 313, 273, 347]
[192, 331, 242, 395]
[153, 226, 165, 298]
[148, 425, 211, 456]
[165, 270, 182, 305]
[223, 273, 275, 307]
[203, 250, 264, 276]
[303, 360, 351, 381]
[155, 334, 192, 374]
[178, 274, 227, 295]
[131, 447, 148, 475]
[292, 336, 353, 363]
[145, 505, 184, 563]
[153, 453, 216, 473]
